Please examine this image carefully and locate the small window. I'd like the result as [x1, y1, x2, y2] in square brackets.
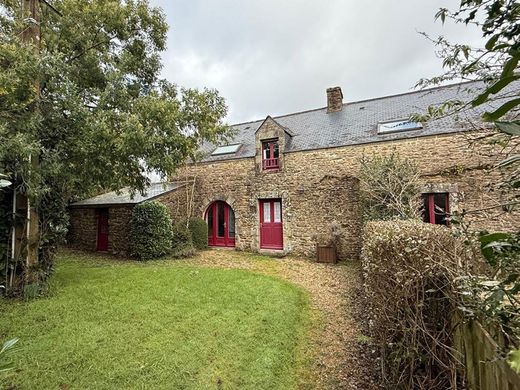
[273, 201, 281, 223]
[422, 193, 449, 225]
[262, 139, 279, 170]
[263, 201, 271, 222]
[378, 119, 423, 134]
[211, 144, 242, 156]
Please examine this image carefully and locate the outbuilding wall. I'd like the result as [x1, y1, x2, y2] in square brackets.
[67, 187, 190, 256]
[68, 206, 134, 255]
[68, 207, 98, 252]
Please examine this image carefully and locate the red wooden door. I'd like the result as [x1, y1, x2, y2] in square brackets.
[97, 209, 109, 251]
[206, 201, 235, 247]
[259, 199, 283, 250]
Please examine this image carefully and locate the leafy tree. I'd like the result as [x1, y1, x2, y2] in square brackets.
[418, 0, 520, 372]
[417, 0, 519, 173]
[0, 0, 231, 293]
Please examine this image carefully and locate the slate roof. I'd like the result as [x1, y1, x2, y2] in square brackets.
[201, 80, 507, 162]
[70, 182, 185, 207]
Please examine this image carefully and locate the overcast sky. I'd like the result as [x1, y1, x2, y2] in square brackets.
[149, 0, 484, 124]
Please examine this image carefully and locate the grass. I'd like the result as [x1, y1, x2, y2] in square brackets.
[0, 251, 311, 389]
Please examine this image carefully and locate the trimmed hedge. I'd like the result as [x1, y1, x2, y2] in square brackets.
[188, 217, 208, 250]
[171, 221, 195, 258]
[361, 220, 470, 389]
[129, 201, 173, 260]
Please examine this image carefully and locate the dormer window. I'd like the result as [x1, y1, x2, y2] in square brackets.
[262, 139, 279, 170]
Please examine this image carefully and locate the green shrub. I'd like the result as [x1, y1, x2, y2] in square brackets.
[129, 201, 173, 260]
[188, 217, 208, 250]
[361, 220, 470, 389]
[171, 221, 195, 258]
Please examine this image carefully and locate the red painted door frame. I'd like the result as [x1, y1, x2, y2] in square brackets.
[427, 195, 436, 224]
[424, 193, 450, 225]
[96, 208, 109, 251]
[259, 199, 283, 250]
[206, 201, 235, 247]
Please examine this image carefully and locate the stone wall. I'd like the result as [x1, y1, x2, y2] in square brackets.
[68, 205, 134, 256]
[155, 182, 193, 224]
[173, 130, 518, 260]
[108, 206, 133, 255]
[68, 208, 97, 252]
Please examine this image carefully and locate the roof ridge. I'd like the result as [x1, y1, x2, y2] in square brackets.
[343, 79, 481, 106]
[230, 80, 482, 127]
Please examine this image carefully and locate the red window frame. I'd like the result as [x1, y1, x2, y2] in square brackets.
[422, 193, 450, 225]
[262, 139, 279, 170]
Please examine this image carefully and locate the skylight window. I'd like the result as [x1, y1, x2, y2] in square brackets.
[211, 144, 242, 156]
[377, 119, 423, 134]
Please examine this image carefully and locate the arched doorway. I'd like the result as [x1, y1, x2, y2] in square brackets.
[205, 201, 235, 247]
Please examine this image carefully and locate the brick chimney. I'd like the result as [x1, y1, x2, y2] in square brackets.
[326, 86, 343, 113]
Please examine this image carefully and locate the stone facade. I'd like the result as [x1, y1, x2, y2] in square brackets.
[68, 127, 517, 260]
[107, 206, 134, 255]
[68, 207, 98, 252]
[173, 130, 518, 260]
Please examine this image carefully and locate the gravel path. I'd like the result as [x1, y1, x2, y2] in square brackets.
[180, 249, 378, 389]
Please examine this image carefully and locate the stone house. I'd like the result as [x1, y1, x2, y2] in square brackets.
[69, 81, 518, 259]
[68, 182, 188, 255]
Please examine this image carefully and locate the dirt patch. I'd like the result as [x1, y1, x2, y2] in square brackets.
[181, 249, 379, 389]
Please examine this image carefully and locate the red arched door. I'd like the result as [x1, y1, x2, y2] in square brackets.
[206, 201, 235, 247]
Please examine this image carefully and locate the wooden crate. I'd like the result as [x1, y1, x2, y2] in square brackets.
[316, 244, 337, 263]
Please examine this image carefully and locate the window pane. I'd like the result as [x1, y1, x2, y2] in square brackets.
[217, 202, 225, 237]
[274, 201, 281, 222]
[263, 202, 271, 223]
[211, 144, 242, 155]
[207, 207, 213, 237]
[434, 193, 448, 225]
[378, 120, 423, 134]
[229, 208, 235, 237]
[273, 142, 279, 158]
[263, 142, 270, 159]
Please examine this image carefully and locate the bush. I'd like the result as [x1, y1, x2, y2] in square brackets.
[359, 152, 421, 221]
[129, 201, 173, 260]
[361, 220, 470, 389]
[187, 217, 208, 250]
[171, 221, 195, 258]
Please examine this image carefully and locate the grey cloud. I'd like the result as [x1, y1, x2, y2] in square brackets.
[150, 0, 485, 124]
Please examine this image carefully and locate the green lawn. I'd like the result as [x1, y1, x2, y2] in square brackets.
[0, 252, 311, 389]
